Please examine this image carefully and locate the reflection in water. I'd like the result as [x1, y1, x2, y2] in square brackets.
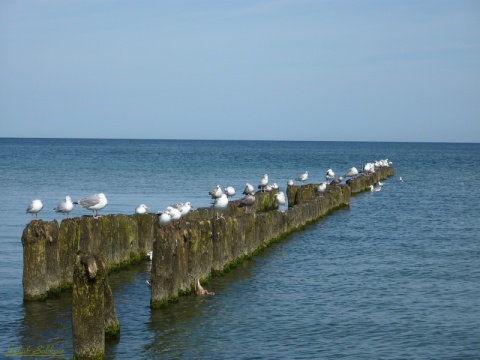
[20, 296, 73, 358]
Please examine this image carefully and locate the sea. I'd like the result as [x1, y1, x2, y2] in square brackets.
[0, 138, 479, 359]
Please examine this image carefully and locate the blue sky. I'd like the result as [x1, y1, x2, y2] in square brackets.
[0, 0, 479, 142]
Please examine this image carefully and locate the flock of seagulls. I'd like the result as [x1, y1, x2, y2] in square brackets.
[26, 159, 394, 225]
[156, 202, 192, 232]
[26, 193, 108, 220]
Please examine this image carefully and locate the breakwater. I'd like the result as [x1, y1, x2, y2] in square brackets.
[21, 167, 394, 304]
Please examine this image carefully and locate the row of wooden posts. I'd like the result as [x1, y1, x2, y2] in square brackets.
[21, 167, 394, 359]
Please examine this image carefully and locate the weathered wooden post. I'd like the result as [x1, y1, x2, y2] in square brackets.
[72, 251, 120, 359]
[21, 220, 61, 301]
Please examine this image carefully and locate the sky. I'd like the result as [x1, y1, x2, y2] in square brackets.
[0, 0, 479, 142]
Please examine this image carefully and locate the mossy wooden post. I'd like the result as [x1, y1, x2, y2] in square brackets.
[58, 218, 80, 290]
[104, 272, 120, 338]
[72, 251, 119, 359]
[21, 220, 60, 301]
[151, 229, 180, 307]
[78, 216, 102, 254]
[135, 213, 157, 256]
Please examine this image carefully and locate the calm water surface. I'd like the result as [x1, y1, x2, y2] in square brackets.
[0, 139, 479, 359]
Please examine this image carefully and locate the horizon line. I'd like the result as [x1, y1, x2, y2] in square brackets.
[0, 136, 478, 144]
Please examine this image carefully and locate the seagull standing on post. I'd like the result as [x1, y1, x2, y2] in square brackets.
[225, 186, 236, 200]
[27, 199, 43, 219]
[296, 171, 308, 183]
[258, 174, 268, 192]
[275, 191, 286, 211]
[326, 169, 335, 182]
[240, 194, 256, 214]
[209, 185, 223, 199]
[243, 183, 255, 196]
[74, 193, 107, 219]
[213, 194, 229, 220]
[54, 196, 73, 218]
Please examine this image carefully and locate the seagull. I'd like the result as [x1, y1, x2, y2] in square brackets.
[147, 251, 153, 261]
[240, 194, 256, 213]
[275, 191, 286, 211]
[330, 176, 343, 186]
[209, 185, 223, 199]
[195, 278, 215, 296]
[243, 183, 255, 196]
[370, 185, 382, 192]
[135, 204, 149, 214]
[399, 177, 403, 182]
[178, 202, 192, 217]
[172, 202, 192, 223]
[378, 181, 384, 186]
[316, 182, 327, 196]
[74, 193, 107, 219]
[363, 163, 375, 175]
[344, 167, 359, 178]
[296, 171, 308, 183]
[326, 169, 335, 181]
[213, 193, 229, 219]
[263, 184, 273, 192]
[287, 179, 294, 186]
[157, 210, 172, 232]
[54, 196, 73, 218]
[271, 183, 279, 189]
[258, 174, 268, 192]
[224, 186, 236, 200]
[26, 199, 43, 219]
[166, 206, 181, 226]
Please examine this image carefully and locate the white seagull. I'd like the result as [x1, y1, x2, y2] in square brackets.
[287, 179, 294, 186]
[178, 202, 192, 217]
[344, 167, 359, 178]
[147, 251, 153, 261]
[296, 171, 308, 183]
[26, 199, 43, 219]
[166, 205, 181, 226]
[209, 185, 223, 199]
[213, 193, 229, 219]
[275, 191, 286, 211]
[370, 185, 382, 192]
[54, 196, 73, 218]
[157, 210, 172, 232]
[326, 169, 335, 181]
[243, 183, 255, 196]
[135, 204, 149, 214]
[258, 174, 268, 192]
[224, 186, 236, 200]
[363, 163, 375, 175]
[173, 202, 192, 223]
[74, 193, 108, 219]
[317, 182, 327, 196]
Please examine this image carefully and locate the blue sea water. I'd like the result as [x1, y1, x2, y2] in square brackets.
[0, 138, 479, 359]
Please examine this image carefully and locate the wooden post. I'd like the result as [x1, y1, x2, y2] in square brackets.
[72, 251, 120, 359]
[21, 220, 60, 301]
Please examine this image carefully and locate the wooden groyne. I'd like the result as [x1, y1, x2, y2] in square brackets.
[21, 167, 394, 303]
